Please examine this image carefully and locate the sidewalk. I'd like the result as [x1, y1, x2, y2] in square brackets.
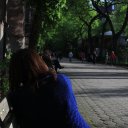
[59, 58, 128, 128]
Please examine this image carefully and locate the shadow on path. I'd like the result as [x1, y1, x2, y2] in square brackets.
[62, 71, 128, 79]
[65, 66, 122, 70]
[74, 87, 128, 98]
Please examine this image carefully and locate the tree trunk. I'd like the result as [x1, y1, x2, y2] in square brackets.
[6, 0, 25, 52]
[112, 34, 119, 52]
[0, 0, 7, 60]
[29, 8, 42, 50]
[88, 24, 93, 54]
[99, 20, 108, 60]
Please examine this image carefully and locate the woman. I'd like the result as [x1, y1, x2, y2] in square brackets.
[8, 48, 90, 128]
[110, 51, 116, 65]
[68, 51, 73, 62]
[51, 52, 64, 72]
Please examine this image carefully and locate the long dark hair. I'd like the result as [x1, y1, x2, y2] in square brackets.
[9, 48, 56, 91]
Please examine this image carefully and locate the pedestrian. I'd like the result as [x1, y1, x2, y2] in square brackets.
[79, 51, 85, 63]
[105, 51, 109, 64]
[92, 49, 97, 64]
[8, 48, 90, 128]
[68, 51, 73, 62]
[110, 51, 116, 65]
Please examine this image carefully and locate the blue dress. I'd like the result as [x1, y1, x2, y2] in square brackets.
[56, 74, 90, 128]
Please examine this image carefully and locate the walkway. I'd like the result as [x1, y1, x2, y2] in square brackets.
[59, 58, 128, 128]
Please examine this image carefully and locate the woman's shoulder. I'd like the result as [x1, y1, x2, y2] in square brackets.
[57, 74, 70, 84]
[56, 74, 72, 91]
[57, 73, 68, 78]
[37, 74, 56, 87]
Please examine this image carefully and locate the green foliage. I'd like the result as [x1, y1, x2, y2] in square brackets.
[0, 77, 9, 96]
[27, 0, 67, 26]
[42, 11, 82, 51]
[34, 0, 128, 55]
[0, 59, 9, 70]
[37, 34, 46, 53]
[26, 0, 67, 48]
[117, 46, 128, 64]
[112, 4, 127, 32]
[67, 0, 100, 38]
[0, 51, 12, 97]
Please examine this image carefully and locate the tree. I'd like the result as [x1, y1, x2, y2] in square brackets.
[67, 0, 102, 54]
[91, 0, 128, 51]
[6, 0, 25, 52]
[0, 0, 6, 60]
[27, 0, 66, 49]
[41, 11, 81, 55]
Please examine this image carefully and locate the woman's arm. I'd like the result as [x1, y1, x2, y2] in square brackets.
[57, 74, 90, 128]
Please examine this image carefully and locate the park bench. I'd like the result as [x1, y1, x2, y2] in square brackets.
[0, 97, 19, 128]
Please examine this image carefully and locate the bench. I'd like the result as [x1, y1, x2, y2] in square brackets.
[0, 97, 19, 128]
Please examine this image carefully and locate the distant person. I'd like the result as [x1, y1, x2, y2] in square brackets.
[110, 51, 116, 65]
[51, 52, 64, 72]
[79, 51, 85, 63]
[8, 48, 90, 128]
[68, 51, 73, 62]
[92, 49, 97, 64]
[105, 51, 109, 64]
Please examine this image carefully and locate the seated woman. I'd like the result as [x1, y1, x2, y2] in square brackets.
[51, 52, 64, 72]
[8, 48, 90, 128]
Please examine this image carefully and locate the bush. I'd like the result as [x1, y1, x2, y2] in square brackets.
[0, 50, 11, 98]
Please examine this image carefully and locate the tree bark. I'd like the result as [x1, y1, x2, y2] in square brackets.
[29, 8, 42, 49]
[6, 0, 25, 52]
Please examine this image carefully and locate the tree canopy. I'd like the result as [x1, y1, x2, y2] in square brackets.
[24, 0, 128, 53]
[26, 0, 67, 49]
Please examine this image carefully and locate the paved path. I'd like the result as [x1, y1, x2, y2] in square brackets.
[59, 58, 128, 128]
